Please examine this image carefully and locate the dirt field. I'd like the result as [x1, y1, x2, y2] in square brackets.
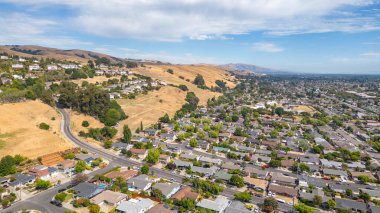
[133, 65, 234, 105]
[69, 110, 105, 146]
[116, 86, 187, 137]
[291, 105, 317, 114]
[0, 101, 73, 159]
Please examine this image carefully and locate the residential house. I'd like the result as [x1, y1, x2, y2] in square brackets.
[116, 198, 155, 213]
[130, 148, 148, 159]
[72, 182, 104, 199]
[173, 160, 192, 169]
[197, 140, 210, 150]
[11, 64, 24, 69]
[75, 153, 95, 165]
[9, 173, 35, 188]
[29, 64, 40, 71]
[47, 65, 58, 71]
[146, 204, 176, 213]
[161, 133, 177, 143]
[224, 201, 251, 213]
[152, 182, 180, 198]
[335, 198, 367, 212]
[105, 170, 138, 181]
[196, 195, 231, 213]
[91, 190, 127, 206]
[268, 183, 298, 198]
[214, 171, 232, 181]
[191, 166, 218, 177]
[57, 160, 76, 175]
[180, 153, 199, 161]
[322, 168, 348, 178]
[299, 188, 329, 203]
[271, 172, 297, 187]
[159, 154, 171, 165]
[221, 162, 241, 171]
[171, 186, 199, 201]
[244, 167, 268, 179]
[127, 174, 153, 191]
[350, 171, 376, 181]
[199, 156, 222, 166]
[244, 177, 267, 193]
[320, 159, 342, 169]
[29, 165, 50, 180]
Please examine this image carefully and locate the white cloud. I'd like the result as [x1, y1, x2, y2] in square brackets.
[360, 52, 380, 58]
[252, 42, 284, 53]
[2, 0, 378, 41]
[0, 13, 91, 48]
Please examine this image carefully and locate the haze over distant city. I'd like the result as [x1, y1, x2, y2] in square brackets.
[0, 0, 380, 74]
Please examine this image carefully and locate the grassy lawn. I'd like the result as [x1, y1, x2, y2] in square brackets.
[0, 132, 15, 150]
[64, 193, 74, 203]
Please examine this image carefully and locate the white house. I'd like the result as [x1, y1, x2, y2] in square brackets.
[19, 58, 26, 62]
[29, 64, 40, 71]
[12, 64, 24, 69]
[47, 65, 58, 71]
[0, 56, 9, 60]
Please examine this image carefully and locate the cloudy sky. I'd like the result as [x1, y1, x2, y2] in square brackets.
[0, 0, 380, 74]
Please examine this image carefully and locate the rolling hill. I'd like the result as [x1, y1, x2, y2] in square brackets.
[0, 45, 123, 64]
[221, 63, 291, 75]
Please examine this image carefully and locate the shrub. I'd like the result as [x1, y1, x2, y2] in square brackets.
[39, 122, 50, 130]
[82, 120, 90, 127]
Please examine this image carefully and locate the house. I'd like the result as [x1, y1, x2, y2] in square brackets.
[350, 171, 376, 181]
[72, 182, 104, 198]
[127, 174, 153, 191]
[159, 154, 171, 164]
[29, 64, 40, 71]
[197, 140, 210, 150]
[48, 167, 59, 177]
[171, 186, 199, 201]
[161, 133, 177, 143]
[191, 166, 218, 177]
[116, 198, 155, 213]
[130, 148, 148, 159]
[268, 183, 298, 198]
[9, 173, 35, 187]
[75, 153, 95, 165]
[322, 168, 348, 178]
[224, 201, 251, 213]
[29, 165, 50, 180]
[320, 159, 342, 169]
[146, 203, 176, 213]
[244, 177, 267, 193]
[199, 156, 222, 165]
[144, 128, 159, 136]
[251, 154, 271, 163]
[180, 153, 199, 161]
[221, 162, 241, 171]
[214, 171, 233, 181]
[335, 198, 367, 212]
[11, 64, 24, 69]
[271, 172, 297, 187]
[57, 159, 76, 175]
[196, 195, 231, 213]
[0, 56, 9, 60]
[347, 162, 366, 170]
[281, 159, 294, 168]
[173, 160, 192, 169]
[47, 65, 58, 71]
[91, 190, 127, 206]
[244, 167, 268, 179]
[152, 182, 180, 198]
[299, 188, 329, 203]
[105, 170, 138, 181]
[111, 142, 132, 150]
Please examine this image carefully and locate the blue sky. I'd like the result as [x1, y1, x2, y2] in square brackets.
[0, 0, 380, 74]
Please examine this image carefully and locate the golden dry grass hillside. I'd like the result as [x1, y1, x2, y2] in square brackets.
[0, 100, 73, 159]
[134, 64, 235, 105]
[116, 86, 187, 136]
[0, 45, 122, 64]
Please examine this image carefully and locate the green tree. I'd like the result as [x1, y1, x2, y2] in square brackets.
[189, 138, 198, 148]
[263, 197, 278, 212]
[357, 175, 370, 183]
[0, 155, 17, 176]
[193, 74, 205, 86]
[123, 125, 132, 143]
[234, 191, 252, 202]
[104, 140, 112, 149]
[327, 199, 336, 209]
[151, 188, 163, 199]
[145, 149, 160, 164]
[39, 122, 50, 130]
[35, 179, 51, 190]
[229, 174, 245, 188]
[141, 164, 149, 174]
[295, 203, 314, 213]
[82, 120, 90, 127]
[55, 192, 67, 202]
[75, 160, 87, 173]
[88, 204, 100, 213]
[313, 195, 322, 206]
[104, 108, 121, 126]
[159, 113, 171, 123]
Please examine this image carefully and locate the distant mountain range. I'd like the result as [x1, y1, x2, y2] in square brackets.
[220, 63, 292, 75]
